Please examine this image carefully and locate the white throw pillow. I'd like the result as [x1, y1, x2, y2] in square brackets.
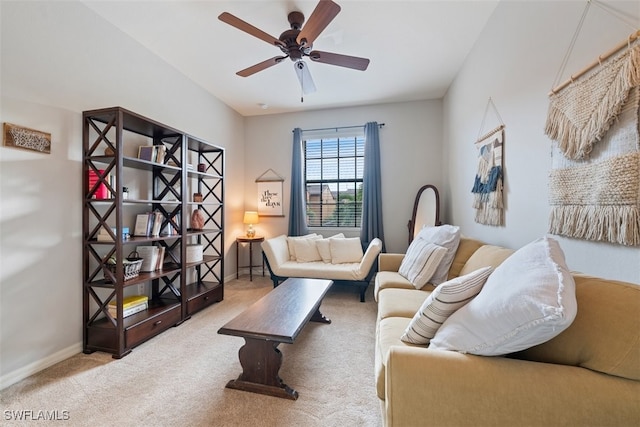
[415, 225, 461, 285]
[398, 240, 448, 289]
[401, 266, 493, 345]
[292, 238, 322, 262]
[330, 237, 364, 264]
[316, 233, 345, 263]
[287, 234, 318, 261]
[430, 237, 577, 356]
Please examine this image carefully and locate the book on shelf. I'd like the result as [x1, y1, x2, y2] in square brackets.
[155, 145, 167, 164]
[136, 246, 159, 272]
[108, 295, 148, 310]
[108, 301, 148, 319]
[88, 169, 108, 199]
[97, 227, 130, 242]
[155, 246, 165, 270]
[133, 212, 163, 237]
[134, 214, 152, 237]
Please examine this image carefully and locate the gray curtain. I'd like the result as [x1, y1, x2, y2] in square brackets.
[360, 122, 385, 248]
[288, 128, 309, 236]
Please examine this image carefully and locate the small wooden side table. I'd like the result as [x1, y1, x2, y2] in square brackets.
[236, 236, 265, 281]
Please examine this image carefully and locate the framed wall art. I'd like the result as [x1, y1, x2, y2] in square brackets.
[256, 169, 284, 217]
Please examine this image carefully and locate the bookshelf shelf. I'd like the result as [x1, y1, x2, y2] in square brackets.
[82, 106, 224, 358]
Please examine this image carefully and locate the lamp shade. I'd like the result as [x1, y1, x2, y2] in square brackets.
[243, 211, 259, 225]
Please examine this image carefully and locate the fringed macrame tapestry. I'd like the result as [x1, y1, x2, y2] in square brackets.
[546, 43, 640, 160]
[548, 81, 640, 246]
[472, 126, 504, 226]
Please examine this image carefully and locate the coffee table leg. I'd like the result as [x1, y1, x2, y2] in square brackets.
[310, 307, 331, 324]
[225, 338, 298, 400]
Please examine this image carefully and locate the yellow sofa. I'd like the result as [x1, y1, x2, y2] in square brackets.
[375, 237, 640, 427]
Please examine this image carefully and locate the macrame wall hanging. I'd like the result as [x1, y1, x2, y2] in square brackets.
[545, 0, 640, 246]
[471, 97, 505, 226]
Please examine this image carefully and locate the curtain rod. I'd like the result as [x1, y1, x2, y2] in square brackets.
[295, 123, 385, 133]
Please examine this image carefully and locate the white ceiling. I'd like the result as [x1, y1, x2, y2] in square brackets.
[82, 1, 499, 117]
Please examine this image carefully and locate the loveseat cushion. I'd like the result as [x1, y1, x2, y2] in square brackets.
[430, 237, 577, 356]
[514, 273, 640, 381]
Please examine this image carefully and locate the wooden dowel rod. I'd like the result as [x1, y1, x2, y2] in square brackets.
[549, 30, 640, 96]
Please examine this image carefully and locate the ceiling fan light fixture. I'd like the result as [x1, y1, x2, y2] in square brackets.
[294, 60, 316, 95]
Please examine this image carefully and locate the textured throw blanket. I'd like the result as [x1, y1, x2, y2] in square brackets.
[472, 128, 504, 226]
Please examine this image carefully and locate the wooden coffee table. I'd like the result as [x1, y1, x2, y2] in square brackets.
[218, 278, 333, 400]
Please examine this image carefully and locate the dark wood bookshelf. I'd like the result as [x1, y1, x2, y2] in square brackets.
[82, 107, 225, 358]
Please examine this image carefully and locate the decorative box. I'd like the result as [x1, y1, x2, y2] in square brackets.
[186, 244, 203, 263]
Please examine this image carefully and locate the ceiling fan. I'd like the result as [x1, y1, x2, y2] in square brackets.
[218, 0, 370, 97]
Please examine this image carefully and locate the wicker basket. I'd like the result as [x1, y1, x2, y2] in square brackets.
[105, 251, 143, 281]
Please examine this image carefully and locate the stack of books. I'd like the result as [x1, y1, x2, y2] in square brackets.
[108, 295, 148, 319]
[135, 245, 165, 272]
[88, 169, 109, 199]
[134, 212, 164, 237]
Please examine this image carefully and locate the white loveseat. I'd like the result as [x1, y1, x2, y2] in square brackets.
[261, 234, 383, 302]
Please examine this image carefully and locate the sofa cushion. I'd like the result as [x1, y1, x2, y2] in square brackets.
[287, 234, 318, 261]
[330, 237, 364, 264]
[292, 237, 322, 262]
[458, 244, 514, 276]
[514, 274, 640, 381]
[375, 316, 416, 400]
[415, 225, 461, 285]
[316, 233, 345, 263]
[430, 237, 577, 356]
[447, 237, 485, 280]
[398, 241, 447, 289]
[374, 271, 415, 302]
[377, 288, 431, 321]
[401, 267, 493, 345]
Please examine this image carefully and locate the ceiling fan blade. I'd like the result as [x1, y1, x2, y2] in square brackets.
[218, 12, 284, 47]
[294, 61, 317, 94]
[237, 56, 287, 77]
[296, 0, 341, 46]
[309, 50, 370, 71]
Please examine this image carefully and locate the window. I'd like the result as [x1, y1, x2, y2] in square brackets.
[304, 132, 365, 227]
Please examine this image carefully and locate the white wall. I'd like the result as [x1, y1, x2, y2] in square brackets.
[443, 0, 640, 284]
[0, 1, 245, 388]
[243, 100, 443, 254]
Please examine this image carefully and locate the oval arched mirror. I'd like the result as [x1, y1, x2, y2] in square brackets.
[408, 185, 441, 244]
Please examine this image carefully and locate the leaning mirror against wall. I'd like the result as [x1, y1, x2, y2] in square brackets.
[408, 184, 441, 244]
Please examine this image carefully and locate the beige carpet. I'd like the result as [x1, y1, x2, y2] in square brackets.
[1, 277, 382, 427]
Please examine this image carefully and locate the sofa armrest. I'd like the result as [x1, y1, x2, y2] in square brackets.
[385, 346, 640, 427]
[378, 253, 404, 272]
[261, 235, 290, 275]
[356, 238, 383, 278]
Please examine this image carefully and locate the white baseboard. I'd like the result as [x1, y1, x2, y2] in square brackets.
[0, 342, 82, 390]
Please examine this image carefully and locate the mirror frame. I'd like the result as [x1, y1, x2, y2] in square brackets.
[407, 184, 441, 244]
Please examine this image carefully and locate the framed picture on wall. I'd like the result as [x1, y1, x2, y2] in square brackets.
[256, 169, 284, 217]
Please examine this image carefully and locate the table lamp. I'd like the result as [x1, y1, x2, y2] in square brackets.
[243, 211, 259, 238]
